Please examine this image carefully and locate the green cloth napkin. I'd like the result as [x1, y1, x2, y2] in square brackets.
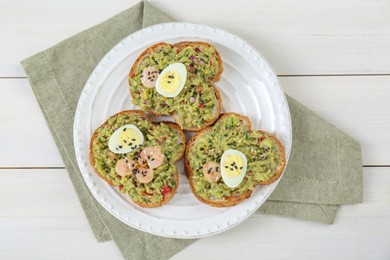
[21, 1, 363, 259]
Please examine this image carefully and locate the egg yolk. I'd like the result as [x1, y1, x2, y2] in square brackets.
[118, 128, 140, 146]
[223, 154, 244, 177]
[158, 71, 181, 94]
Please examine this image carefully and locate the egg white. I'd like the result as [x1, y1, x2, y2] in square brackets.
[220, 149, 248, 188]
[155, 63, 187, 98]
[108, 124, 144, 154]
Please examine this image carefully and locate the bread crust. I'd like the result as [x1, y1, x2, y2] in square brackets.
[129, 41, 223, 130]
[184, 113, 286, 207]
[89, 110, 185, 208]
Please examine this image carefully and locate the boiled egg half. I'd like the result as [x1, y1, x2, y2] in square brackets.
[108, 124, 144, 154]
[220, 149, 247, 188]
[155, 63, 187, 98]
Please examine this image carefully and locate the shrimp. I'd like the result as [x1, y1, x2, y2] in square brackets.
[141, 67, 159, 88]
[140, 146, 164, 169]
[135, 167, 154, 184]
[202, 162, 221, 183]
[115, 159, 132, 177]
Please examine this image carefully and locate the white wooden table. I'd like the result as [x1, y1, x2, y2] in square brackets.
[1, 0, 389, 259]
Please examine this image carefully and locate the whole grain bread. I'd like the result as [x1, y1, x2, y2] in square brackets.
[129, 41, 223, 131]
[184, 113, 286, 207]
[89, 110, 185, 208]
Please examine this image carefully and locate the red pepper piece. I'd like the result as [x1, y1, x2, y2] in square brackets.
[195, 47, 201, 53]
[259, 136, 266, 143]
[161, 186, 172, 196]
[197, 86, 203, 93]
[224, 194, 233, 200]
[198, 103, 205, 108]
[119, 185, 124, 191]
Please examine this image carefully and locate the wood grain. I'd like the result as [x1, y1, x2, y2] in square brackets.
[1, 76, 388, 167]
[1, 0, 389, 259]
[1, 0, 389, 77]
[0, 168, 388, 259]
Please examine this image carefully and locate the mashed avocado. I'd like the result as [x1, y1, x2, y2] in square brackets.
[129, 44, 220, 128]
[91, 113, 183, 204]
[188, 115, 282, 201]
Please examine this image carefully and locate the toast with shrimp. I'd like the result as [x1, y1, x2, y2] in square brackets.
[89, 110, 185, 208]
[129, 41, 223, 131]
[184, 113, 286, 207]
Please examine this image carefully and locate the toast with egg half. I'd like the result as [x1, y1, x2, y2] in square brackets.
[89, 110, 185, 208]
[129, 41, 223, 131]
[184, 113, 286, 207]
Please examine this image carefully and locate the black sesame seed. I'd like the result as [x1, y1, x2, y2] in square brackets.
[132, 138, 136, 141]
[147, 155, 151, 159]
[230, 168, 234, 171]
[151, 158, 155, 161]
[216, 167, 219, 172]
[167, 81, 171, 84]
[225, 166, 228, 169]
[123, 140, 127, 143]
[123, 128, 126, 132]
[234, 166, 238, 169]
[119, 146, 122, 149]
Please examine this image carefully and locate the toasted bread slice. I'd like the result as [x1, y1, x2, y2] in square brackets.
[90, 110, 185, 208]
[185, 113, 286, 207]
[129, 41, 223, 131]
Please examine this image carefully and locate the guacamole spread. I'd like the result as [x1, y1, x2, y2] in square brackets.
[129, 44, 220, 129]
[91, 113, 183, 204]
[188, 115, 283, 201]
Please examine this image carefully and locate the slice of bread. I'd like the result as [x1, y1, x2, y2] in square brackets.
[89, 110, 185, 208]
[129, 41, 223, 131]
[185, 113, 286, 207]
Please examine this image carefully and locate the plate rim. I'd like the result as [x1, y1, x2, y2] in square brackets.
[73, 21, 292, 239]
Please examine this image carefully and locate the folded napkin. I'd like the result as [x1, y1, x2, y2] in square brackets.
[21, 1, 363, 259]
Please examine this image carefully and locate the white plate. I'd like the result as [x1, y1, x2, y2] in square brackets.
[74, 22, 292, 239]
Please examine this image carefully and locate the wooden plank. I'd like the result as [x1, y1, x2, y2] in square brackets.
[0, 76, 389, 166]
[0, 169, 83, 218]
[0, 168, 388, 259]
[173, 167, 390, 259]
[1, 0, 389, 77]
[281, 76, 390, 166]
[0, 79, 64, 167]
[0, 218, 122, 259]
